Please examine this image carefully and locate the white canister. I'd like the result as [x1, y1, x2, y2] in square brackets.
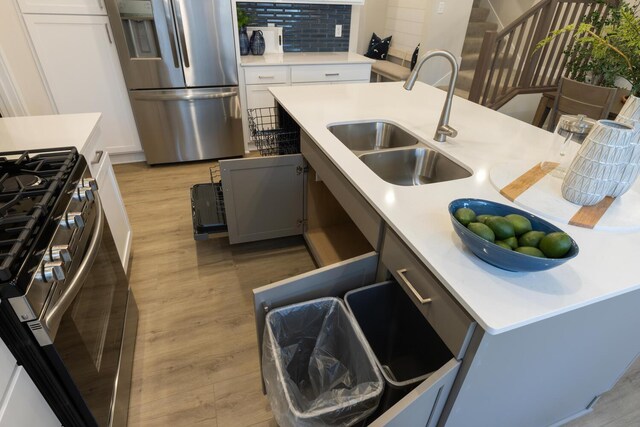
[561, 120, 636, 205]
[612, 94, 640, 196]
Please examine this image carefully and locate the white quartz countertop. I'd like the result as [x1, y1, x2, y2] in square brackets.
[271, 82, 640, 335]
[0, 113, 101, 154]
[240, 52, 374, 67]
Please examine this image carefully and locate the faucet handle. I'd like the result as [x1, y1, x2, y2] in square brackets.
[438, 124, 458, 139]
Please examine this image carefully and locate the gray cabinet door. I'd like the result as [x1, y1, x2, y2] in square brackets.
[253, 252, 378, 370]
[220, 154, 305, 244]
[369, 358, 461, 427]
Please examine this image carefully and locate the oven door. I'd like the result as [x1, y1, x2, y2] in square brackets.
[30, 194, 130, 427]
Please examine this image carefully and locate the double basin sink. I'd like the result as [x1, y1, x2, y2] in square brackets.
[328, 121, 471, 186]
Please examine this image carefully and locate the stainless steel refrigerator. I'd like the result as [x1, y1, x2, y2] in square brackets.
[106, 0, 243, 164]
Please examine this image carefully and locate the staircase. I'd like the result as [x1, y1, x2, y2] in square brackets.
[437, 0, 495, 99]
[468, 0, 615, 109]
[455, 0, 496, 99]
[440, 0, 614, 109]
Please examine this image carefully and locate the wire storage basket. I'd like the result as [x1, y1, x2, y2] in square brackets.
[189, 163, 227, 240]
[209, 164, 226, 221]
[247, 107, 300, 156]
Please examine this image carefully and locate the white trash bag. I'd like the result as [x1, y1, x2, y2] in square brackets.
[263, 297, 384, 427]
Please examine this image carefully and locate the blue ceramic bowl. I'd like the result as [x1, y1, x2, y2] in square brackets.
[448, 199, 579, 272]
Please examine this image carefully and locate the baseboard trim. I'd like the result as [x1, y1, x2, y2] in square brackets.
[110, 151, 146, 164]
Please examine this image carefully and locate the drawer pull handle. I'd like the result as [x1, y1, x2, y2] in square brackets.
[397, 269, 432, 304]
[92, 150, 104, 165]
[258, 75, 275, 79]
[325, 73, 340, 77]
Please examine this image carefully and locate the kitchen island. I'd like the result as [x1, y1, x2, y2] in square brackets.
[266, 81, 640, 426]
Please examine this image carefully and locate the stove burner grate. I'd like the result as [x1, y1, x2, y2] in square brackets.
[0, 148, 78, 282]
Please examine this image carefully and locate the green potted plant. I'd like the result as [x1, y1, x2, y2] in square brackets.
[536, 0, 640, 97]
[237, 7, 251, 56]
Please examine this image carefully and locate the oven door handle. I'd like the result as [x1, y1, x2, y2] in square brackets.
[44, 193, 104, 339]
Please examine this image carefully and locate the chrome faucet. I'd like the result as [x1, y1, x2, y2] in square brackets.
[403, 49, 459, 143]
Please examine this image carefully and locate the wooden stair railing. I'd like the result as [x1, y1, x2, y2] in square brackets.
[468, 0, 613, 110]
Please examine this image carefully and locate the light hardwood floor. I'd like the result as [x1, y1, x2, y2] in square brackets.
[115, 161, 315, 426]
[113, 161, 639, 427]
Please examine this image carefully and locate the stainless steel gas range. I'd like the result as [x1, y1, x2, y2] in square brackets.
[0, 147, 137, 426]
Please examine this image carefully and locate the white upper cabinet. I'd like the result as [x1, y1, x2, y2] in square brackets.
[24, 14, 142, 156]
[18, 0, 107, 15]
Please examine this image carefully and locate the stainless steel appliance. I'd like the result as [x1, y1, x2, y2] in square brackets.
[106, 0, 243, 164]
[0, 148, 137, 427]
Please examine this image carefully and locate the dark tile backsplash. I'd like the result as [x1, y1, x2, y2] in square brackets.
[237, 3, 351, 52]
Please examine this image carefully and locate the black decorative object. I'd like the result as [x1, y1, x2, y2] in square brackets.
[411, 44, 420, 71]
[239, 27, 250, 56]
[250, 30, 265, 55]
[364, 33, 391, 60]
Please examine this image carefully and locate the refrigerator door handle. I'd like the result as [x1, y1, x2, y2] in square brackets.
[173, 0, 190, 68]
[162, 0, 180, 68]
[133, 90, 238, 101]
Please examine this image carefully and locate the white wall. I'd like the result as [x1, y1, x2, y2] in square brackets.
[356, 0, 390, 54]
[484, 0, 541, 30]
[0, 0, 54, 116]
[384, 0, 427, 53]
[497, 92, 542, 123]
[417, 0, 474, 85]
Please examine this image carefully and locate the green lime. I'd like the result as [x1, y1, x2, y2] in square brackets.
[505, 214, 532, 236]
[518, 231, 546, 248]
[495, 241, 513, 250]
[539, 232, 572, 258]
[500, 236, 518, 249]
[454, 208, 476, 226]
[468, 222, 495, 243]
[515, 246, 546, 258]
[476, 214, 493, 224]
[485, 216, 515, 240]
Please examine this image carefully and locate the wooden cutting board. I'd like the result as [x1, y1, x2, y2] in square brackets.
[490, 162, 640, 231]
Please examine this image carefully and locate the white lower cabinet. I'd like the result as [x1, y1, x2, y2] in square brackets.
[290, 63, 371, 84]
[0, 342, 15, 397]
[0, 367, 60, 427]
[245, 84, 287, 110]
[241, 62, 371, 147]
[96, 152, 131, 271]
[23, 14, 142, 156]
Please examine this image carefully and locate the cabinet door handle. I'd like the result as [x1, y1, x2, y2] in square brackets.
[325, 73, 340, 77]
[396, 269, 432, 304]
[97, 0, 104, 10]
[104, 24, 112, 44]
[92, 150, 104, 165]
[258, 75, 275, 79]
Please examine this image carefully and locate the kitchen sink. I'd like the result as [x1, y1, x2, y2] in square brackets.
[358, 148, 472, 186]
[328, 121, 419, 151]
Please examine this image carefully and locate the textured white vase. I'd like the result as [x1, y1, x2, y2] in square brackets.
[616, 94, 640, 127]
[612, 94, 640, 196]
[562, 120, 636, 205]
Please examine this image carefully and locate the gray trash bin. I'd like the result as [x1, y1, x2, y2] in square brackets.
[262, 297, 384, 427]
[345, 282, 453, 417]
